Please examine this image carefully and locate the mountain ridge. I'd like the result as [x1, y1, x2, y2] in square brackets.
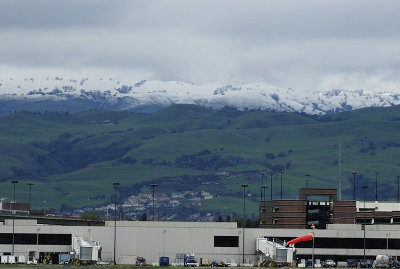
[1, 77, 400, 115]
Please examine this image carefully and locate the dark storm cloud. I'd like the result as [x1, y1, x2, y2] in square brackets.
[1, 0, 400, 90]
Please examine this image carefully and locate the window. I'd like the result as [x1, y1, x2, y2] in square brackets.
[273, 207, 280, 212]
[273, 219, 279, 224]
[214, 236, 239, 247]
[0, 233, 71, 245]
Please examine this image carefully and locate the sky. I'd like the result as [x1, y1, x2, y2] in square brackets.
[1, 0, 400, 91]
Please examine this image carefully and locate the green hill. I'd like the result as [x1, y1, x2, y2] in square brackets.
[1, 105, 400, 220]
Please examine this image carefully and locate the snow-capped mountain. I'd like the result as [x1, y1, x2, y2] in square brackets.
[1, 77, 399, 115]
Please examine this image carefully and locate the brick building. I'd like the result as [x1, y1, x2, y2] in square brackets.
[259, 188, 400, 229]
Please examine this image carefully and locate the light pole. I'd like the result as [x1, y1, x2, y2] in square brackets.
[352, 171, 356, 200]
[241, 184, 248, 265]
[150, 184, 158, 221]
[280, 170, 284, 200]
[11, 180, 18, 256]
[260, 173, 264, 202]
[270, 173, 274, 201]
[262, 186, 268, 201]
[362, 185, 368, 261]
[43, 201, 46, 216]
[27, 182, 34, 214]
[375, 172, 379, 201]
[305, 174, 310, 188]
[112, 182, 120, 265]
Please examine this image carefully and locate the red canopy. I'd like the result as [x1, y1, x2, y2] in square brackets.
[287, 233, 313, 245]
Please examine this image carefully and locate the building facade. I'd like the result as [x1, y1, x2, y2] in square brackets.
[2, 217, 400, 265]
[259, 188, 400, 229]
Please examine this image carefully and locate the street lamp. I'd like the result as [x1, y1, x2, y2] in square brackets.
[11, 180, 18, 256]
[43, 201, 46, 216]
[352, 171, 356, 200]
[260, 173, 264, 202]
[305, 174, 310, 188]
[270, 173, 275, 201]
[262, 186, 268, 201]
[375, 172, 379, 201]
[150, 184, 158, 221]
[362, 185, 368, 261]
[241, 184, 248, 265]
[27, 182, 34, 213]
[280, 170, 284, 200]
[397, 176, 400, 202]
[112, 182, 120, 265]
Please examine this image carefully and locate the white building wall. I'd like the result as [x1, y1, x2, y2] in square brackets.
[2, 219, 400, 264]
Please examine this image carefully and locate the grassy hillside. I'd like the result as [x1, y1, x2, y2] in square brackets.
[1, 105, 400, 219]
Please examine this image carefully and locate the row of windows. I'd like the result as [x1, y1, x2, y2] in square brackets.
[0, 233, 71, 245]
[276, 237, 398, 249]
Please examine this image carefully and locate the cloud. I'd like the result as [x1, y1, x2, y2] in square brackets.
[0, 0, 400, 91]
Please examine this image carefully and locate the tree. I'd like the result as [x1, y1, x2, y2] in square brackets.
[81, 211, 103, 220]
[233, 217, 244, 228]
[225, 215, 232, 222]
[119, 207, 125, 220]
[217, 215, 224, 222]
[140, 212, 147, 221]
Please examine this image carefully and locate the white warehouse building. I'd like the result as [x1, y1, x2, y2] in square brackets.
[2, 217, 400, 265]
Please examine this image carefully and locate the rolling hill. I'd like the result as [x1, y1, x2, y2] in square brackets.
[1, 104, 400, 220]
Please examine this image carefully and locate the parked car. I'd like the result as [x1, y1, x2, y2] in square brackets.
[325, 259, 336, 267]
[347, 259, 359, 268]
[359, 259, 373, 268]
[210, 261, 229, 267]
[306, 259, 313, 267]
[136, 257, 146, 266]
[159, 257, 169, 266]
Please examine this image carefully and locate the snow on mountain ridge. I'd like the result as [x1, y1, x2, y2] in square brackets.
[0, 77, 399, 115]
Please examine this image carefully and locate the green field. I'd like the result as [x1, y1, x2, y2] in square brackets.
[1, 104, 400, 218]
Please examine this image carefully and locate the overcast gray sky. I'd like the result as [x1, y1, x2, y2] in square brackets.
[1, 0, 400, 91]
